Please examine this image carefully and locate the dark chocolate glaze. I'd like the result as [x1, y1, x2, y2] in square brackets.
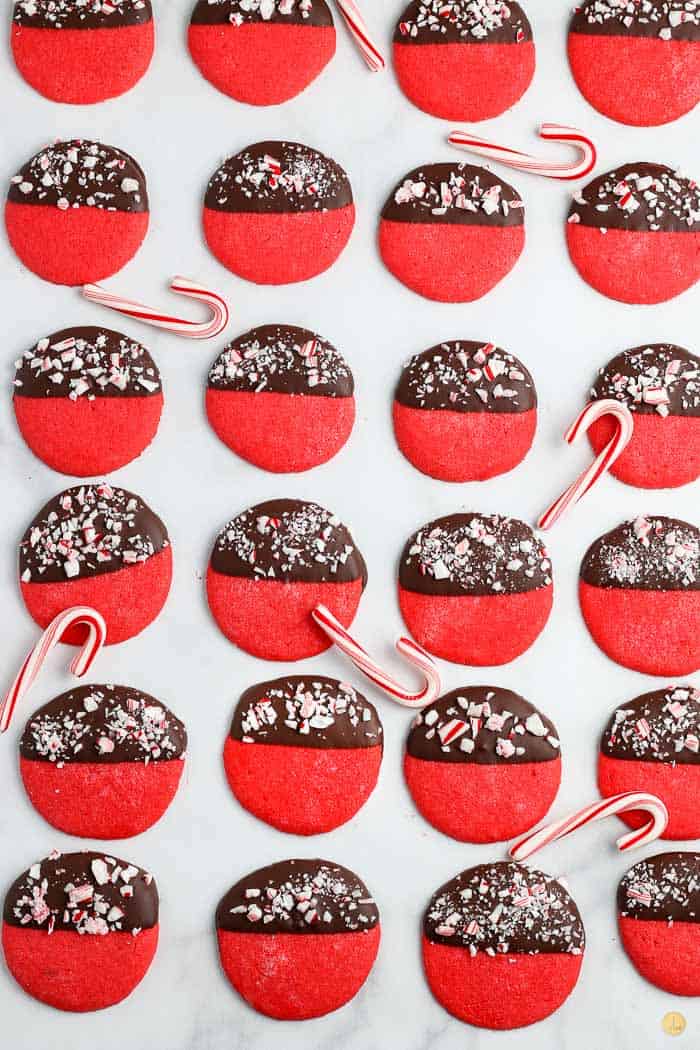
[20, 684, 187, 765]
[567, 162, 700, 234]
[3, 850, 158, 934]
[400, 512, 551, 597]
[204, 141, 352, 214]
[407, 686, 559, 765]
[424, 862, 585, 954]
[19, 483, 169, 584]
[580, 515, 700, 591]
[210, 498, 367, 586]
[231, 675, 382, 749]
[570, 0, 700, 42]
[14, 326, 161, 401]
[190, 0, 332, 28]
[382, 162, 524, 227]
[395, 0, 532, 44]
[13, 0, 152, 29]
[395, 340, 536, 414]
[590, 343, 700, 418]
[618, 852, 700, 923]
[8, 140, 148, 212]
[216, 858, 379, 934]
[601, 684, 700, 765]
[207, 324, 353, 398]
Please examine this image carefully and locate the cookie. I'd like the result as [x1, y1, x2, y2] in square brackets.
[13, 326, 163, 477]
[405, 686, 560, 842]
[587, 343, 700, 489]
[423, 862, 585, 1029]
[399, 513, 553, 665]
[207, 498, 366, 660]
[19, 482, 172, 645]
[2, 850, 158, 1012]
[224, 675, 382, 834]
[216, 858, 380, 1020]
[19, 684, 186, 839]
[566, 162, 700, 304]
[579, 515, 700, 676]
[203, 140, 354, 284]
[379, 163, 525, 302]
[568, 1, 700, 127]
[618, 851, 700, 995]
[188, 0, 335, 105]
[393, 0, 535, 121]
[11, 0, 154, 104]
[206, 324, 354, 473]
[6, 140, 149, 287]
[393, 340, 536, 481]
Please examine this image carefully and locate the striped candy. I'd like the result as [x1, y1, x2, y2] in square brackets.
[83, 275, 229, 339]
[448, 123, 597, 182]
[335, 0, 385, 72]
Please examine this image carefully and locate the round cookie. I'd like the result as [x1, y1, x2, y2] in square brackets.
[206, 324, 354, 473]
[618, 851, 700, 995]
[216, 858, 380, 1020]
[379, 163, 525, 302]
[19, 482, 172, 645]
[11, 0, 154, 104]
[203, 140, 354, 285]
[399, 513, 553, 665]
[587, 343, 700, 489]
[393, 1, 535, 122]
[188, 0, 335, 105]
[405, 686, 560, 842]
[206, 498, 366, 661]
[6, 140, 149, 287]
[393, 340, 536, 481]
[13, 326, 163, 477]
[19, 684, 186, 839]
[579, 515, 700, 676]
[224, 675, 382, 834]
[566, 162, 700, 304]
[568, 1, 700, 127]
[423, 862, 585, 1029]
[2, 850, 158, 1012]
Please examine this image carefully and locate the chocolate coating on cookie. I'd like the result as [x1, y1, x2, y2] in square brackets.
[395, 0, 532, 44]
[424, 862, 585, 954]
[13, 0, 152, 28]
[382, 163, 524, 227]
[216, 859, 379, 934]
[8, 140, 148, 212]
[591, 343, 700, 418]
[400, 513, 551, 597]
[618, 852, 700, 923]
[580, 515, 700, 591]
[190, 0, 332, 27]
[3, 851, 158, 934]
[570, 0, 700, 42]
[568, 163, 700, 234]
[601, 685, 700, 765]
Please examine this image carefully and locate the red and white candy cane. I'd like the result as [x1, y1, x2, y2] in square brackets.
[0, 607, 106, 733]
[334, 0, 385, 72]
[311, 604, 441, 709]
[448, 123, 597, 181]
[509, 791, 668, 862]
[537, 399, 634, 531]
[82, 275, 229, 339]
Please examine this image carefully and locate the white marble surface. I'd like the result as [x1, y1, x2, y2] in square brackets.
[1, 1, 699, 1046]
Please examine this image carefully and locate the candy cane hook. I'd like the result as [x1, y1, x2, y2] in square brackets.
[448, 123, 597, 181]
[82, 276, 229, 339]
[311, 604, 441, 709]
[334, 0, 385, 71]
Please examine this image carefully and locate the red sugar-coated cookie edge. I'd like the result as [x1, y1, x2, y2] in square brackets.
[587, 413, 700, 489]
[598, 753, 700, 840]
[618, 916, 700, 995]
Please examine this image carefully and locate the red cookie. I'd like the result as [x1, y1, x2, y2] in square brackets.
[203, 140, 354, 284]
[216, 858, 380, 1020]
[206, 323, 354, 473]
[393, 340, 537, 482]
[224, 675, 382, 834]
[6, 140, 149, 287]
[379, 163, 525, 302]
[19, 684, 186, 839]
[587, 343, 700, 490]
[2, 850, 158, 1012]
[568, 1, 700, 127]
[11, 0, 154, 104]
[399, 512, 553, 665]
[207, 498, 366, 660]
[579, 515, 700, 676]
[618, 851, 700, 995]
[19, 482, 172, 645]
[566, 162, 700, 304]
[405, 686, 560, 843]
[14, 325, 163, 477]
[393, 0, 535, 121]
[423, 862, 584, 1029]
[188, 0, 335, 105]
